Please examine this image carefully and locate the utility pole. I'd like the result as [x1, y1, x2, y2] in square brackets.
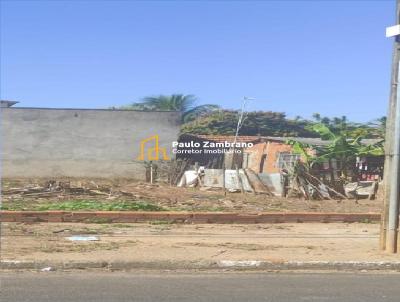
[382, 0, 400, 253]
[231, 97, 254, 169]
[233, 97, 253, 145]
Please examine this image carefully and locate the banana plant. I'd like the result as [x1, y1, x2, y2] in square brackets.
[288, 123, 384, 178]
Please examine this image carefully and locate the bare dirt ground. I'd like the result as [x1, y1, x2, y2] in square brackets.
[1, 179, 382, 213]
[2, 222, 399, 263]
[1, 180, 389, 267]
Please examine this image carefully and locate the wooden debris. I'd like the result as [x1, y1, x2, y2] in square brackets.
[285, 162, 348, 200]
[244, 169, 273, 195]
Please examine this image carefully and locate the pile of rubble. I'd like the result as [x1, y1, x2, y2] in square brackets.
[1, 180, 138, 200]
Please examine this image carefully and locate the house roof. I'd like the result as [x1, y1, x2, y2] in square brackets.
[182, 134, 324, 145]
[264, 136, 331, 146]
[264, 136, 383, 146]
[185, 134, 263, 144]
[183, 134, 383, 147]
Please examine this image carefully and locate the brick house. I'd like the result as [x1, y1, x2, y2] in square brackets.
[177, 134, 383, 179]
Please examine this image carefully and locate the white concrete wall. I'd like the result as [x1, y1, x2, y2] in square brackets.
[0, 107, 180, 179]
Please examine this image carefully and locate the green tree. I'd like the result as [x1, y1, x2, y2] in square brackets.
[181, 110, 319, 137]
[124, 94, 220, 122]
[308, 113, 384, 139]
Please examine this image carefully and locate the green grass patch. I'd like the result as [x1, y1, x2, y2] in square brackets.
[1, 199, 30, 211]
[1, 199, 166, 212]
[38, 200, 165, 211]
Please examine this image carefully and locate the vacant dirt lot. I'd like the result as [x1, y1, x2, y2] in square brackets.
[1, 178, 382, 213]
[2, 222, 398, 263]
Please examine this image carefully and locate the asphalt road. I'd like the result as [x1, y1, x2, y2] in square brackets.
[1, 272, 400, 302]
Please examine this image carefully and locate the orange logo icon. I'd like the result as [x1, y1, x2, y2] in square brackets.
[137, 135, 170, 161]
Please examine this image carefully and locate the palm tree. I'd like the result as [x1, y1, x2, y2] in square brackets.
[312, 113, 322, 122]
[128, 94, 220, 122]
[367, 116, 387, 138]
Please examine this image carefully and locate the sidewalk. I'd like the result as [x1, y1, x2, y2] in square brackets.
[2, 222, 400, 271]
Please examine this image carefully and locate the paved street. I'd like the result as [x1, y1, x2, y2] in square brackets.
[1, 272, 400, 302]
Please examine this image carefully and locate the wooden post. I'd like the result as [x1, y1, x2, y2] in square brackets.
[222, 163, 226, 196]
[236, 164, 245, 194]
[150, 161, 153, 184]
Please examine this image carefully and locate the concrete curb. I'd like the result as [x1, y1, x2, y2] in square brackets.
[2, 260, 400, 272]
[0, 211, 381, 224]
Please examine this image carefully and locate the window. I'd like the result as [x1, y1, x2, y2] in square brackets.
[276, 152, 301, 169]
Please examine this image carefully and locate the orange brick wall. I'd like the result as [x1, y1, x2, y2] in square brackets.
[244, 141, 298, 174]
[243, 143, 267, 173]
[263, 141, 293, 173]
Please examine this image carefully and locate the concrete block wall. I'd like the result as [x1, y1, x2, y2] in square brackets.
[0, 107, 181, 179]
